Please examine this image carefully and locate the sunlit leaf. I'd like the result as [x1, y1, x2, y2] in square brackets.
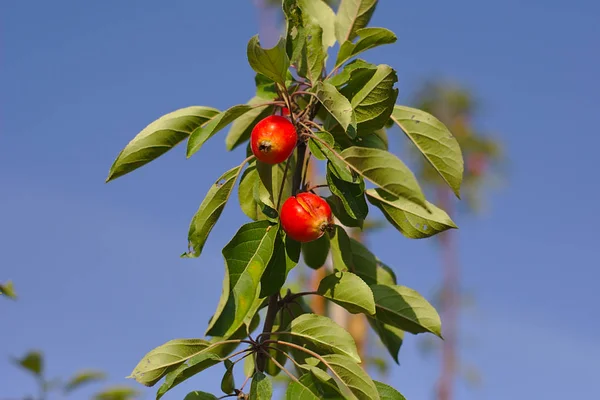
[341, 147, 427, 208]
[183, 392, 218, 400]
[106, 106, 218, 182]
[286, 372, 343, 399]
[187, 105, 255, 157]
[329, 225, 355, 272]
[314, 82, 357, 138]
[336, 28, 396, 68]
[260, 230, 300, 297]
[250, 372, 272, 400]
[350, 65, 398, 134]
[391, 105, 464, 197]
[182, 165, 244, 258]
[348, 238, 396, 286]
[226, 97, 274, 151]
[326, 165, 368, 221]
[322, 354, 380, 400]
[317, 271, 375, 315]
[206, 221, 278, 337]
[371, 284, 442, 337]
[288, 314, 360, 362]
[335, 0, 378, 43]
[247, 35, 290, 85]
[366, 188, 457, 239]
[374, 381, 406, 400]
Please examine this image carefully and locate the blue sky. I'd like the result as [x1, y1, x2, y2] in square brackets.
[2, 0, 599, 399]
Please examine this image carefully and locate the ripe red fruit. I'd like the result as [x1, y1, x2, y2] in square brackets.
[281, 107, 290, 116]
[280, 193, 333, 243]
[251, 115, 297, 164]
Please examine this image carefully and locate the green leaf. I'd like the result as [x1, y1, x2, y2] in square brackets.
[371, 284, 442, 337]
[244, 353, 256, 378]
[350, 65, 398, 134]
[314, 82, 357, 138]
[239, 163, 262, 221]
[359, 128, 388, 150]
[0, 280, 17, 299]
[226, 97, 274, 151]
[341, 146, 427, 208]
[206, 221, 278, 337]
[94, 385, 139, 400]
[317, 271, 375, 315]
[128, 339, 221, 386]
[182, 165, 244, 258]
[13, 351, 43, 376]
[106, 106, 219, 182]
[326, 165, 368, 221]
[374, 381, 406, 400]
[367, 318, 403, 364]
[308, 131, 354, 182]
[329, 225, 355, 272]
[349, 238, 396, 286]
[328, 59, 377, 88]
[321, 354, 380, 400]
[64, 370, 106, 393]
[298, 0, 337, 49]
[247, 35, 290, 85]
[288, 314, 360, 362]
[220, 360, 235, 394]
[336, 27, 396, 68]
[155, 323, 253, 399]
[255, 72, 294, 100]
[250, 372, 272, 400]
[187, 105, 255, 157]
[286, 372, 344, 399]
[335, 0, 378, 43]
[260, 229, 300, 297]
[301, 233, 330, 269]
[183, 392, 218, 400]
[326, 195, 362, 228]
[256, 155, 296, 212]
[391, 105, 464, 197]
[366, 188, 457, 239]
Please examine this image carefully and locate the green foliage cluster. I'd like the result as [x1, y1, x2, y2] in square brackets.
[106, 1, 464, 398]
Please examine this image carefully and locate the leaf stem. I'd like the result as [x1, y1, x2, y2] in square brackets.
[258, 348, 299, 383]
[291, 90, 318, 100]
[276, 156, 291, 211]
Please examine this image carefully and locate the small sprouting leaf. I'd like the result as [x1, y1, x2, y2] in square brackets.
[260, 229, 300, 297]
[289, 314, 360, 362]
[250, 372, 272, 400]
[128, 339, 219, 386]
[350, 65, 398, 134]
[391, 105, 464, 197]
[64, 370, 106, 393]
[314, 82, 357, 138]
[206, 221, 278, 337]
[371, 284, 442, 337]
[0, 280, 17, 299]
[367, 318, 403, 364]
[374, 381, 406, 400]
[183, 392, 218, 400]
[13, 351, 43, 376]
[329, 225, 355, 273]
[220, 360, 235, 395]
[301, 233, 330, 269]
[328, 59, 377, 88]
[335, 0, 378, 43]
[349, 238, 396, 286]
[226, 97, 274, 151]
[341, 146, 427, 208]
[94, 385, 139, 400]
[187, 105, 254, 157]
[326, 165, 368, 221]
[317, 271, 375, 315]
[366, 188, 457, 239]
[183, 165, 244, 258]
[321, 354, 380, 400]
[106, 106, 219, 182]
[247, 35, 290, 85]
[336, 27, 397, 68]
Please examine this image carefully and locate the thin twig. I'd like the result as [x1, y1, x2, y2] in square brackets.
[304, 119, 323, 130]
[264, 345, 304, 370]
[291, 90, 318, 100]
[258, 348, 299, 383]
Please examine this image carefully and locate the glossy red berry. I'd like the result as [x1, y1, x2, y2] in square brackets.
[280, 193, 333, 243]
[281, 107, 291, 116]
[250, 115, 297, 164]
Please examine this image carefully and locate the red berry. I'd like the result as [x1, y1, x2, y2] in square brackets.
[280, 193, 333, 243]
[251, 115, 297, 164]
[281, 107, 290, 116]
